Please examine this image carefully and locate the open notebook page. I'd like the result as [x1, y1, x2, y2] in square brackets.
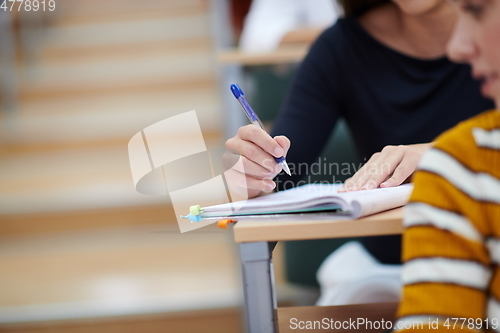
[201, 183, 413, 219]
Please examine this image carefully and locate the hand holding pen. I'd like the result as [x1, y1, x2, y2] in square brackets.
[224, 84, 291, 199]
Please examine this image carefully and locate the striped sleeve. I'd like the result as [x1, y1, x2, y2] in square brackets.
[395, 110, 500, 332]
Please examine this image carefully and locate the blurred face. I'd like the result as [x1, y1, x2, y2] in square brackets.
[391, 0, 448, 15]
[447, 0, 500, 106]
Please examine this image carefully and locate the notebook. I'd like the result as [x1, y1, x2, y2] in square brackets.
[198, 183, 413, 220]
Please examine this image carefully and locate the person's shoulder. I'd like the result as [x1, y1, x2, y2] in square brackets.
[303, 17, 355, 64]
[435, 109, 500, 146]
[311, 16, 370, 59]
[315, 17, 352, 43]
[431, 110, 500, 173]
[413, 110, 499, 197]
[315, 3, 399, 52]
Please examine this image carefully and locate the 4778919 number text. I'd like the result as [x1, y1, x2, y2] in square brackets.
[1, 0, 55, 11]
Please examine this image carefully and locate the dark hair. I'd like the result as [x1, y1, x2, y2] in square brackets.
[337, 0, 390, 17]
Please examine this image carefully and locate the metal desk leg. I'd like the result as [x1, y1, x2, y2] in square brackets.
[239, 241, 277, 333]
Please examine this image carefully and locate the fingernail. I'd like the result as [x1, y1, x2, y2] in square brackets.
[338, 186, 345, 192]
[362, 183, 375, 190]
[266, 181, 276, 190]
[274, 147, 284, 156]
[380, 182, 389, 187]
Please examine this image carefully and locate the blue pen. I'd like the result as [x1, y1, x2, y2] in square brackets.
[230, 83, 291, 176]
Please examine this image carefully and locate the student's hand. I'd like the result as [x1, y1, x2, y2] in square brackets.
[223, 125, 291, 199]
[338, 143, 433, 192]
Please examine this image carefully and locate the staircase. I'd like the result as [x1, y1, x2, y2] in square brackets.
[0, 1, 262, 332]
[0, 0, 223, 223]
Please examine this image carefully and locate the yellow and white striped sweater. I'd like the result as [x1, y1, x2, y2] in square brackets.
[396, 110, 500, 332]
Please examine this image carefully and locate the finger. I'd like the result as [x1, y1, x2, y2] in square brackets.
[379, 143, 432, 187]
[352, 156, 387, 190]
[360, 146, 409, 190]
[273, 135, 291, 156]
[231, 155, 277, 180]
[340, 153, 383, 191]
[226, 136, 278, 173]
[238, 125, 285, 157]
[341, 145, 409, 191]
[223, 167, 275, 199]
[380, 154, 419, 188]
[340, 144, 430, 192]
[339, 169, 362, 192]
[337, 181, 348, 192]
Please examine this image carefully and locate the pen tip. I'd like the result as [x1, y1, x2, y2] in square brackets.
[282, 162, 292, 176]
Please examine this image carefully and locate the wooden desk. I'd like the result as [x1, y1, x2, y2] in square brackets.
[233, 207, 404, 333]
[217, 27, 323, 66]
[218, 45, 309, 66]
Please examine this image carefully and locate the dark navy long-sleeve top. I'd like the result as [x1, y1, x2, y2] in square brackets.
[270, 17, 494, 264]
[271, 16, 494, 188]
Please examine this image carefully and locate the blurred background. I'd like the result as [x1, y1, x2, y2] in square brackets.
[0, 0, 337, 332]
